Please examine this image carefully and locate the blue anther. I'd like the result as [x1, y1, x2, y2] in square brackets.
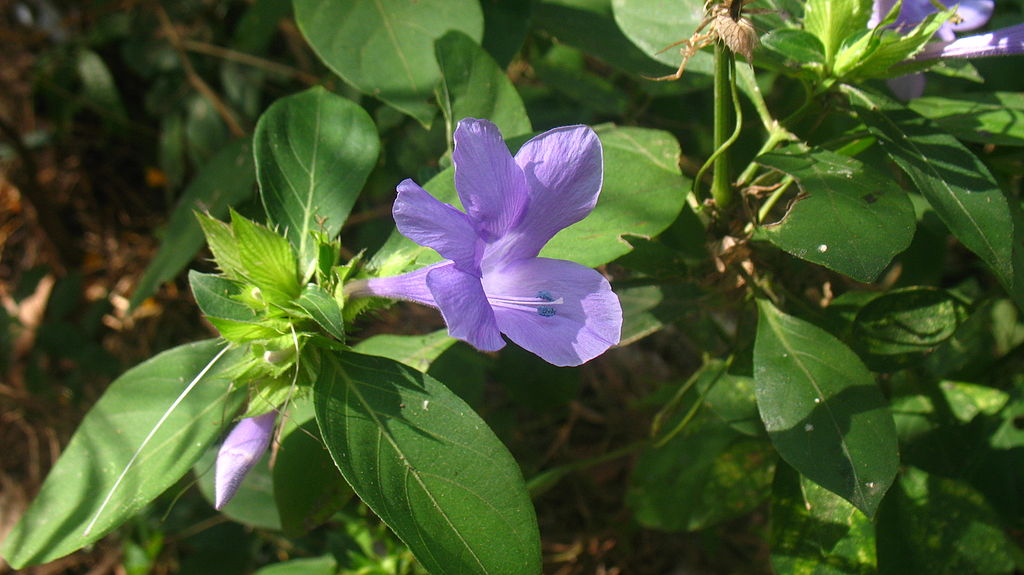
[536, 290, 555, 302]
[537, 305, 557, 317]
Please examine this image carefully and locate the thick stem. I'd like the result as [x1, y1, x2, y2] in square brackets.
[711, 43, 734, 211]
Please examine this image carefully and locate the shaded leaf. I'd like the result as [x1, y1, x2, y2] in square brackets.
[314, 351, 541, 575]
[754, 300, 898, 518]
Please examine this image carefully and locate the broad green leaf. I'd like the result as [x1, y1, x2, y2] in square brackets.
[804, 0, 869, 66]
[628, 411, 776, 532]
[130, 138, 255, 309]
[757, 146, 916, 282]
[533, 45, 630, 116]
[274, 397, 353, 535]
[254, 86, 379, 272]
[610, 0, 713, 75]
[435, 31, 531, 142]
[314, 351, 541, 575]
[877, 466, 1019, 575]
[196, 447, 281, 530]
[1, 340, 244, 568]
[480, 0, 531, 67]
[231, 210, 300, 301]
[771, 463, 877, 575]
[297, 284, 345, 341]
[189, 271, 258, 323]
[754, 300, 899, 518]
[536, 0, 677, 77]
[849, 287, 967, 371]
[370, 125, 689, 271]
[76, 48, 127, 119]
[293, 0, 483, 126]
[253, 556, 338, 575]
[846, 86, 1024, 310]
[700, 370, 762, 437]
[939, 381, 1009, 423]
[353, 329, 456, 372]
[909, 92, 1024, 147]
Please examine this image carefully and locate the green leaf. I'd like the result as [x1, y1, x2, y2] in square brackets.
[293, 0, 483, 126]
[435, 31, 532, 141]
[252, 556, 338, 575]
[76, 48, 127, 119]
[757, 146, 916, 282]
[628, 411, 776, 532]
[314, 351, 541, 575]
[877, 467, 1020, 575]
[754, 300, 899, 519]
[189, 271, 258, 323]
[370, 124, 689, 271]
[0, 341, 244, 568]
[909, 92, 1024, 147]
[296, 283, 345, 341]
[130, 138, 255, 309]
[254, 86, 380, 273]
[846, 86, 1024, 310]
[760, 29, 827, 67]
[610, 0, 713, 75]
[804, 0, 870, 66]
[939, 380, 1009, 423]
[353, 329, 456, 372]
[618, 283, 701, 346]
[231, 210, 300, 301]
[770, 463, 877, 575]
[700, 369, 763, 437]
[196, 212, 245, 279]
[274, 398, 353, 536]
[849, 287, 968, 371]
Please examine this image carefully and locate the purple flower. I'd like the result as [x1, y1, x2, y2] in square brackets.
[916, 21, 1024, 59]
[215, 411, 276, 509]
[871, 0, 995, 99]
[347, 118, 622, 367]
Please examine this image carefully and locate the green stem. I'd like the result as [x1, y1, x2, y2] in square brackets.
[711, 43, 734, 210]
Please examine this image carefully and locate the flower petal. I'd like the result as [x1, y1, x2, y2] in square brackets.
[354, 263, 441, 307]
[484, 125, 603, 265]
[427, 263, 505, 352]
[453, 118, 529, 241]
[484, 258, 621, 367]
[215, 411, 276, 509]
[393, 179, 482, 276]
[948, 0, 993, 31]
[917, 23, 1024, 59]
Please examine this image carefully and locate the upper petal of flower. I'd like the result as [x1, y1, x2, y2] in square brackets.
[394, 179, 483, 276]
[484, 258, 621, 367]
[215, 411, 276, 509]
[484, 125, 603, 266]
[427, 263, 505, 352]
[453, 118, 529, 241]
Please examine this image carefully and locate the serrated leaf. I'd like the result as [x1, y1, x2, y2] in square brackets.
[847, 86, 1024, 310]
[254, 86, 379, 273]
[296, 284, 345, 341]
[189, 271, 258, 323]
[804, 0, 870, 66]
[231, 210, 299, 301]
[314, 351, 541, 575]
[757, 146, 916, 282]
[0, 341, 244, 568]
[131, 138, 255, 309]
[293, 0, 483, 126]
[435, 31, 532, 142]
[196, 212, 245, 279]
[754, 300, 899, 518]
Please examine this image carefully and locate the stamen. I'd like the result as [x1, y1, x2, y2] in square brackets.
[488, 290, 564, 317]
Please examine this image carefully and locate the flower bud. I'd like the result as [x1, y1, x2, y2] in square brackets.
[214, 411, 276, 509]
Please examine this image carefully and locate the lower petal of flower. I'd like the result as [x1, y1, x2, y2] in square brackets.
[426, 263, 505, 352]
[484, 258, 621, 367]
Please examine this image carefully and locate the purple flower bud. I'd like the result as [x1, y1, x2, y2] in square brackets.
[916, 23, 1024, 60]
[214, 411, 276, 509]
